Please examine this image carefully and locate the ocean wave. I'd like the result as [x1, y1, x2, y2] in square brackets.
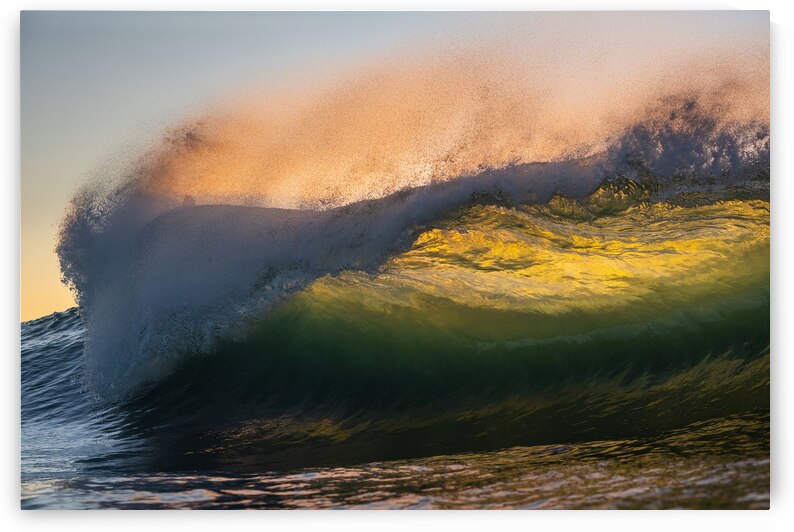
[39, 179, 770, 470]
[55, 53, 769, 399]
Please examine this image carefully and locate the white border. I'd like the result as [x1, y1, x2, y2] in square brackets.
[3, 0, 792, 529]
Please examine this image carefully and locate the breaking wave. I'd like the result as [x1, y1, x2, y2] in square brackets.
[50, 48, 768, 404]
[33, 184, 770, 471]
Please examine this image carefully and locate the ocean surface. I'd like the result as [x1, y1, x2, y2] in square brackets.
[22, 178, 770, 509]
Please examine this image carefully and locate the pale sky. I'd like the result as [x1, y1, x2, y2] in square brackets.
[20, 11, 769, 321]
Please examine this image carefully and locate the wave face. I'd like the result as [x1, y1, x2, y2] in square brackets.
[31, 183, 770, 473]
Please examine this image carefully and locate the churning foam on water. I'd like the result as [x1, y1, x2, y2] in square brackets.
[57, 42, 769, 397]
